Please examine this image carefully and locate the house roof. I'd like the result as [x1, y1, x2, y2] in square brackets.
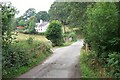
[17, 26, 24, 29]
[39, 22, 48, 26]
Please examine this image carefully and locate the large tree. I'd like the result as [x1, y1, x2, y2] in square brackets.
[23, 8, 36, 21]
[49, 2, 70, 25]
[49, 2, 92, 29]
[35, 11, 50, 22]
[48, 2, 93, 35]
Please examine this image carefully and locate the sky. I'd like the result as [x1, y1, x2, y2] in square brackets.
[1, 0, 55, 17]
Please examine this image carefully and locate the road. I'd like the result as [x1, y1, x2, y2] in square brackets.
[18, 40, 84, 78]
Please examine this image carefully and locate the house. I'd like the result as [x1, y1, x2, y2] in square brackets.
[35, 20, 49, 33]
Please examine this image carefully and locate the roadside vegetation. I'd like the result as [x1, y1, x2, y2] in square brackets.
[49, 1, 120, 78]
[81, 2, 120, 78]
[80, 49, 108, 78]
[80, 50, 97, 78]
[1, 2, 52, 78]
[2, 0, 120, 78]
[80, 2, 120, 78]
[3, 38, 52, 78]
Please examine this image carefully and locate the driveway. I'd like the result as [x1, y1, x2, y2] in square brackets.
[18, 39, 84, 78]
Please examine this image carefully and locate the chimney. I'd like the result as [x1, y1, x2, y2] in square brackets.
[40, 20, 43, 24]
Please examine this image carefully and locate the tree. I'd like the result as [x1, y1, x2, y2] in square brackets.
[49, 2, 93, 29]
[35, 11, 50, 22]
[1, 2, 17, 47]
[49, 2, 69, 25]
[27, 16, 37, 34]
[16, 16, 25, 26]
[23, 8, 36, 21]
[18, 19, 25, 26]
[66, 2, 93, 29]
[46, 20, 63, 46]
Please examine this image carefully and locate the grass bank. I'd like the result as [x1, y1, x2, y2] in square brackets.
[16, 33, 48, 42]
[80, 49, 109, 78]
[80, 50, 97, 78]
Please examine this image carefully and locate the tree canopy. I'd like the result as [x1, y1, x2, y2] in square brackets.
[22, 8, 36, 21]
[35, 11, 50, 22]
[49, 2, 92, 29]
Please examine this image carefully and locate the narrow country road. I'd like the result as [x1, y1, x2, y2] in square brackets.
[18, 40, 84, 78]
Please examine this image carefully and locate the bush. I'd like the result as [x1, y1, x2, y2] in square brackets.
[45, 20, 64, 46]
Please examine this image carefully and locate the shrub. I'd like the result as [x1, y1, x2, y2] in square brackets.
[45, 20, 64, 46]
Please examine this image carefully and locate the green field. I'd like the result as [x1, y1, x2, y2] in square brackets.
[16, 33, 48, 42]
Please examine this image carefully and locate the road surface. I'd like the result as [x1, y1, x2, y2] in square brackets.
[18, 40, 84, 78]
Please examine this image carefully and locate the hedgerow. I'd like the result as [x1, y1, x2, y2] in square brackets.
[2, 38, 52, 78]
[83, 2, 120, 78]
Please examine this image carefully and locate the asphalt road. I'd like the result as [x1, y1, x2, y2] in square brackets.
[18, 40, 84, 78]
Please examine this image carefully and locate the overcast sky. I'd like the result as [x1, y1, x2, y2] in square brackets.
[1, 0, 55, 17]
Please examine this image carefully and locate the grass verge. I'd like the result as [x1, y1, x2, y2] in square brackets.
[80, 49, 109, 78]
[80, 50, 97, 78]
[54, 41, 76, 48]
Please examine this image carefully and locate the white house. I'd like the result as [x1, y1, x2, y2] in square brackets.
[35, 20, 49, 33]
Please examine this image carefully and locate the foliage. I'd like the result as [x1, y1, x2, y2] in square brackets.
[80, 50, 108, 78]
[2, 39, 52, 78]
[26, 37, 33, 44]
[49, 2, 70, 25]
[27, 16, 36, 34]
[49, 2, 93, 29]
[35, 11, 50, 22]
[1, 2, 17, 55]
[63, 32, 77, 42]
[84, 2, 119, 58]
[22, 8, 36, 21]
[1, 2, 52, 78]
[18, 19, 25, 26]
[45, 20, 63, 46]
[83, 2, 120, 78]
[16, 10, 50, 34]
[107, 52, 120, 77]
